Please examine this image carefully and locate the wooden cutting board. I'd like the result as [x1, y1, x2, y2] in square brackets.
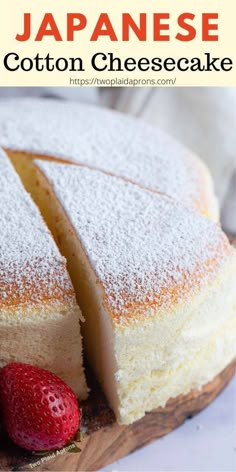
[0, 359, 235, 472]
[1, 234, 236, 471]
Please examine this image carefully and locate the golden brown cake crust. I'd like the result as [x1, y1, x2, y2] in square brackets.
[34, 161, 231, 327]
[103, 240, 233, 325]
[0, 150, 76, 313]
[0, 260, 76, 312]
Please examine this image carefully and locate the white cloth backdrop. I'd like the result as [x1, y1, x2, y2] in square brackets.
[0, 87, 235, 233]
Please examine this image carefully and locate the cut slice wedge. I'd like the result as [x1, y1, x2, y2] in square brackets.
[0, 149, 87, 399]
[30, 159, 236, 424]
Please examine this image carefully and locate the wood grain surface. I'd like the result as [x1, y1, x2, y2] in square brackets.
[0, 236, 235, 471]
[0, 359, 235, 472]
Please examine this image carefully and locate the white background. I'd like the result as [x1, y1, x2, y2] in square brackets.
[102, 377, 236, 472]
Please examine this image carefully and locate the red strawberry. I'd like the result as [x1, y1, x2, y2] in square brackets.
[0, 363, 80, 451]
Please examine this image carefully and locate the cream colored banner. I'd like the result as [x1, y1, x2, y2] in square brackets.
[0, 0, 235, 86]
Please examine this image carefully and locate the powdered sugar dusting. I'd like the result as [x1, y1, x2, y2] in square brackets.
[0, 150, 72, 307]
[37, 161, 230, 323]
[0, 98, 210, 214]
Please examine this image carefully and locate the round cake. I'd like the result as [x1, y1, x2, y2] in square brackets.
[0, 97, 218, 220]
[0, 98, 235, 427]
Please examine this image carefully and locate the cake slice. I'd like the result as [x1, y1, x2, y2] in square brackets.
[0, 97, 218, 220]
[0, 149, 87, 399]
[31, 160, 236, 424]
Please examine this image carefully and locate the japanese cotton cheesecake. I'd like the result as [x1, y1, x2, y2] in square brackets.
[31, 160, 236, 425]
[0, 97, 218, 220]
[0, 149, 87, 399]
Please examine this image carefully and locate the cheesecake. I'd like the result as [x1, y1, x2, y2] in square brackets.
[0, 149, 87, 399]
[0, 97, 218, 220]
[29, 159, 236, 424]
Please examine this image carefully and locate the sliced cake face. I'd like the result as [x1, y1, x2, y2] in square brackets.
[0, 97, 218, 219]
[33, 161, 229, 323]
[0, 149, 87, 399]
[33, 160, 236, 424]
